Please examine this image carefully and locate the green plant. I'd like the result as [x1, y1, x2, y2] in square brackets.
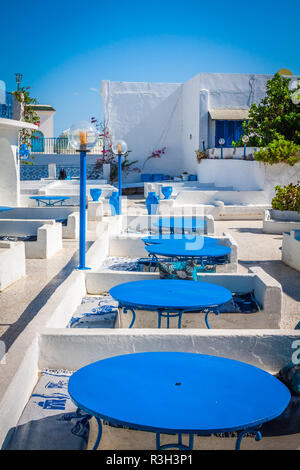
[271, 182, 300, 212]
[13, 85, 40, 165]
[12, 86, 40, 145]
[254, 136, 300, 166]
[233, 73, 300, 148]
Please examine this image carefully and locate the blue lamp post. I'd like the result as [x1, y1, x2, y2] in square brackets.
[219, 138, 225, 159]
[242, 135, 249, 160]
[69, 121, 98, 270]
[112, 139, 127, 215]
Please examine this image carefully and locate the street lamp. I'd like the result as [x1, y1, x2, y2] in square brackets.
[112, 139, 127, 215]
[242, 135, 249, 160]
[69, 120, 98, 270]
[219, 138, 225, 159]
[15, 73, 23, 91]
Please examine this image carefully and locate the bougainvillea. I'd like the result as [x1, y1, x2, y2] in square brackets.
[142, 146, 167, 169]
[88, 118, 140, 181]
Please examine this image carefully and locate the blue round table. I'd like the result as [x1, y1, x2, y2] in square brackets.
[153, 217, 206, 235]
[146, 240, 231, 261]
[0, 206, 13, 212]
[29, 196, 71, 207]
[142, 235, 219, 246]
[68, 352, 291, 450]
[109, 279, 232, 328]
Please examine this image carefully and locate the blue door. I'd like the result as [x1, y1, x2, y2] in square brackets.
[31, 131, 44, 152]
[215, 120, 245, 147]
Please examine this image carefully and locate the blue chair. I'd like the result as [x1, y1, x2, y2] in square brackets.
[90, 188, 102, 201]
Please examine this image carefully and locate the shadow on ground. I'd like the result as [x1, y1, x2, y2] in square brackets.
[239, 260, 300, 302]
[229, 227, 264, 234]
[0, 242, 93, 352]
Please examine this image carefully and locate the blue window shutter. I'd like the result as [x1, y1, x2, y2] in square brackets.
[215, 121, 225, 147]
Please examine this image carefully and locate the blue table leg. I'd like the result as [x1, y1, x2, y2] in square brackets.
[204, 308, 220, 329]
[93, 417, 103, 450]
[122, 306, 136, 328]
[235, 428, 262, 450]
[156, 433, 194, 450]
[157, 310, 183, 328]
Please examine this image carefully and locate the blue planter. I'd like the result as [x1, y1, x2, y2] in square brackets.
[141, 174, 152, 182]
[90, 188, 102, 201]
[146, 191, 160, 215]
[161, 186, 173, 200]
[109, 192, 119, 215]
[152, 174, 164, 181]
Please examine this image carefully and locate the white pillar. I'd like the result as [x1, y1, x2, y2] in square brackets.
[48, 163, 56, 179]
[103, 163, 110, 182]
[0, 119, 38, 206]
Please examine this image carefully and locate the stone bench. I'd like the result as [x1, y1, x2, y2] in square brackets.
[0, 219, 62, 259]
[0, 207, 79, 239]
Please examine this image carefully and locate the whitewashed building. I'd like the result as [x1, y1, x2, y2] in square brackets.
[101, 72, 298, 181]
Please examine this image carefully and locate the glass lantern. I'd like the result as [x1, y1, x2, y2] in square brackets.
[112, 139, 128, 155]
[68, 121, 98, 151]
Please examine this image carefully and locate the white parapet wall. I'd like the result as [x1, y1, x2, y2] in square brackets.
[123, 214, 215, 235]
[263, 210, 300, 234]
[0, 207, 80, 240]
[0, 241, 26, 291]
[158, 198, 270, 220]
[282, 231, 300, 272]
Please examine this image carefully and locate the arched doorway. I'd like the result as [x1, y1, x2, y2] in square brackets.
[31, 130, 44, 152]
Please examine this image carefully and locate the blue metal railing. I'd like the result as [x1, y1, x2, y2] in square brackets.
[31, 137, 103, 154]
[0, 92, 12, 119]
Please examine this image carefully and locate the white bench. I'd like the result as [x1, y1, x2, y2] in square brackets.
[0, 207, 79, 239]
[0, 219, 62, 259]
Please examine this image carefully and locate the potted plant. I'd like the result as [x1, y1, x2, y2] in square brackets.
[195, 149, 208, 163]
[181, 171, 189, 181]
[271, 182, 300, 221]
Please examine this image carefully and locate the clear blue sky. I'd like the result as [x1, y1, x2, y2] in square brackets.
[1, 0, 299, 135]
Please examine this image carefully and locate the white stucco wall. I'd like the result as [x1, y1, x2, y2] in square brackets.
[102, 80, 183, 179]
[35, 109, 55, 139]
[0, 118, 37, 206]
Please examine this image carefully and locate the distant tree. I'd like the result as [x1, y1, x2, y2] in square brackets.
[233, 73, 300, 166]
